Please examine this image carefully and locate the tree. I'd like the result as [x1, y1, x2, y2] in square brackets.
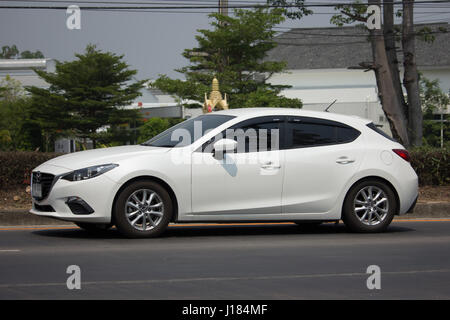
[0, 45, 19, 59]
[419, 75, 449, 148]
[269, 0, 429, 147]
[152, 7, 302, 109]
[402, 0, 422, 147]
[0, 45, 44, 59]
[20, 50, 44, 59]
[138, 118, 171, 143]
[0, 76, 40, 151]
[331, 0, 427, 146]
[27, 45, 145, 149]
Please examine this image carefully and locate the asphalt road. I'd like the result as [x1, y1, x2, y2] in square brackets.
[0, 220, 449, 299]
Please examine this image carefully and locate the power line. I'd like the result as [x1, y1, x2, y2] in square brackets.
[1, 0, 450, 11]
[276, 40, 369, 46]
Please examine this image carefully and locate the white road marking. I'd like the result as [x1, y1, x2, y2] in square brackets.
[0, 249, 20, 252]
[0, 269, 449, 288]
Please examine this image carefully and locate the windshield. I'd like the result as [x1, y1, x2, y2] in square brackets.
[141, 114, 235, 147]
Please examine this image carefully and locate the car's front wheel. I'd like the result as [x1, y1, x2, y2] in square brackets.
[113, 180, 173, 238]
[342, 179, 397, 233]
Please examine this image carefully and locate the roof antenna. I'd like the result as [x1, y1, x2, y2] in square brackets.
[324, 99, 337, 112]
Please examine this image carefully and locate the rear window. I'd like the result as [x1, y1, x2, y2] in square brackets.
[287, 117, 361, 148]
[366, 123, 397, 142]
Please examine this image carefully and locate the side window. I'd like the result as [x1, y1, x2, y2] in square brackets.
[287, 117, 360, 148]
[202, 116, 285, 153]
[336, 126, 361, 143]
[291, 122, 335, 147]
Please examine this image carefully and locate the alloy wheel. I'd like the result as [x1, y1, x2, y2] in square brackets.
[124, 189, 164, 231]
[353, 186, 389, 226]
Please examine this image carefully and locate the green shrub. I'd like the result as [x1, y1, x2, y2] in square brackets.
[410, 147, 449, 186]
[0, 147, 448, 191]
[137, 118, 184, 144]
[0, 151, 61, 190]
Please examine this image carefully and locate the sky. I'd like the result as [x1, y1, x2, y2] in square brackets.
[1, 0, 449, 81]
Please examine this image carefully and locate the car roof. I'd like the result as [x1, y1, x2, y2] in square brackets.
[211, 108, 372, 127]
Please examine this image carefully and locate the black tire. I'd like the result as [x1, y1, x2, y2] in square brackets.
[75, 222, 113, 233]
[342, 179, 397, 233]
[113, 180, 173, 238]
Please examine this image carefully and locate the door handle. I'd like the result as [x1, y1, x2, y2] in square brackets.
[336, 157, 355, 164]
[261, 161, 281, 169]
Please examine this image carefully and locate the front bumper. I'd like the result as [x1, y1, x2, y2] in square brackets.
[30, 164, 119, 223]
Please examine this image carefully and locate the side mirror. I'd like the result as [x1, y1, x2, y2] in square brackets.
[212, 138, 237, 160]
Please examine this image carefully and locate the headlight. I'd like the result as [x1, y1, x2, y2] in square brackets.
[61, 164, 118, 182]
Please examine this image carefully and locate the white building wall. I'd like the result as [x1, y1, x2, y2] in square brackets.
[270, 68, 391, 133]
[270, 66, 450, 135]
[420, 67, 450, 93]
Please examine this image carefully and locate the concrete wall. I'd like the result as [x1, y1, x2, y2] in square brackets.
[270, 68, 391, 132]
[270, 66, 450, 135]
[420, 67, 450, 93]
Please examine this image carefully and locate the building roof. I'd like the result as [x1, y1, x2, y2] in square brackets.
[0, 59, 56, 88]
[0, 59, 54, 70]
[265, 23, 450, 70]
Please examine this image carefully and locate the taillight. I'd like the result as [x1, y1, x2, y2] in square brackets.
[392, 149, 410, 162]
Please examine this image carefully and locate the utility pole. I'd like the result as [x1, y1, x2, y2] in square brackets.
[218, 0, 229, 16]
[218, 0, 229, 68]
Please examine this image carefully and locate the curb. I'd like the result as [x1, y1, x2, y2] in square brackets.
[0, 202, 449, 226]
[406, 202, 450, 218]
[0, 210, 73, 226]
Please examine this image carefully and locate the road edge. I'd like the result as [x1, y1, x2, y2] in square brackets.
[0, 201, 449, 226]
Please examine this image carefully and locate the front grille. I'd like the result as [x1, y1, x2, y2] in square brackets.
[32, 172, 55, 201]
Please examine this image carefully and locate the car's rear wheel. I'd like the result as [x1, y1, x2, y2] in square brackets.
[342, 179, 397, 233]
[113, 180, 172, 238]
[75, 222, 112, 233]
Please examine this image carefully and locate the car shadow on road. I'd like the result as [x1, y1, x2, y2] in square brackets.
[32, 222, 415, 240]
[162, 223, 414, 238]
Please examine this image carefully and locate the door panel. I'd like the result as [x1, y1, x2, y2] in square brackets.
[283, 143, 363, 214]
[191, 116, 286, 216]
[282, 117, 364, 214]
[191, 150, 284, 215]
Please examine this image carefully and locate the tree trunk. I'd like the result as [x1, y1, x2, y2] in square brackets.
[369, 0, 409, 146]
[402, 0, 423, 146]
[383, 0, 407, 115]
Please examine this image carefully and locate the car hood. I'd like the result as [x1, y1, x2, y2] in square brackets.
[39, 145, 170, 171]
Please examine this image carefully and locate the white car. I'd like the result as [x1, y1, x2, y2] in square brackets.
[30, 108, 418, 237]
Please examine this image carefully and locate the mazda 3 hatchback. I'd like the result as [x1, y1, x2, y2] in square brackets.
[30, 108, 418, 237]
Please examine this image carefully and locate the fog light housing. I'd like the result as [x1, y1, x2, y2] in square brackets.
[66, 196, 94, 215]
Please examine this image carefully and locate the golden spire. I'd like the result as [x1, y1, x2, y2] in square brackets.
[203, 76, 228, 113]
[212, 77, 219, 91]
